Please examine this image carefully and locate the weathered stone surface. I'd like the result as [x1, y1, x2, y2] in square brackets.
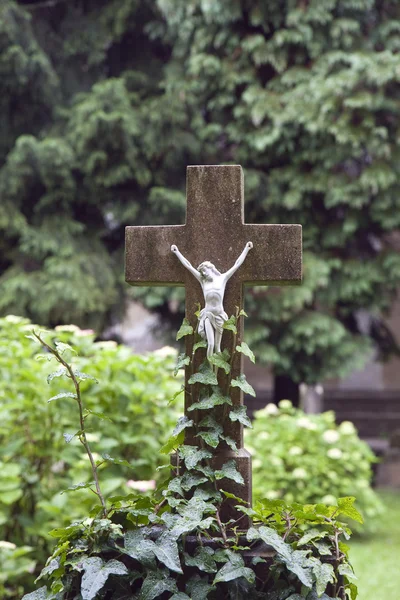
[125, 165, 302, 513]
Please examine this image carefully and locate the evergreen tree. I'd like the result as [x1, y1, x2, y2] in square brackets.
[1, 0, 399, 397]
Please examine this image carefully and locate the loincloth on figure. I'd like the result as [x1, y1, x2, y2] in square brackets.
[198, 309, 228, 339]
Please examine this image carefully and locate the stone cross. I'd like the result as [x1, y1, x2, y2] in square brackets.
[125, 165, 302, 512]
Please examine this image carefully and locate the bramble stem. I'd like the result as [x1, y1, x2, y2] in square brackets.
[34, 332, 108, 518]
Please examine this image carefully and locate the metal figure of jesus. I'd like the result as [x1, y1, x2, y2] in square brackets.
[171, 242, 253, 359]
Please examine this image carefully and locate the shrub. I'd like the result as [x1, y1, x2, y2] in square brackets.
[0, 315, 183, 592]
[246, 400, 382, 526]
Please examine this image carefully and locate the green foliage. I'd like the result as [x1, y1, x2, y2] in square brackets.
[0, 315, 183, 594]
[0, 0, 399, 386]
[246, 400, 382, 528]
[23, 313, 358, 600]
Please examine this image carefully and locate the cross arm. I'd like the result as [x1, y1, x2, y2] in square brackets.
[125, 225, 188, 286]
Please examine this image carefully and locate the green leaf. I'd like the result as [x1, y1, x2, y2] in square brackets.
[197, 429, 221, 448]
[213, 552, 255, 584]
[159, 431, 185, 454]
[48, 392, 77, 403]
[60, 482, 94, 495]
[337, 497, 363, 524]
[229, 405, 252, 428]
[221, 489, 248, 505]
[176, 318, 194, 340]
[173, 416, 194, 437]
[188, 367, 218, 386]
[174, 353, 190, 376]
[188, 387, 232, 411]
[215, 460, 244, 485]
[298, 529, 326, 547]
[73, 370, 99, 383]
[193, 340, 207, 353]
[184, 547, 218, 573]
[101, 454, 133, 468]
[81, 557, 128, 600]
[170, 595, 191, 600]
[153, 531, 182, 573]
[85, 409, 113, 422]
[236, 342, 255, 363]
[248, 526, 291, 561]
[63, 432, 80, 444]
[338, 562, 357, 582]
[186, 575, 215, 600]
[21, 587, 57, 600]
[231, 374, 256, 396]
[47, 367, 67, 384]
[208, 350, 231, 374]
[239, 309, 248, 317]
[313, 562, 335, 596]
[168, 386, 184, 405]
[221, 435, 238, 451]
[181, 472, 208, 492]
[124, 530, 156, 568]
[178, 445, 213, 470]
[223, 315, 237, 334]
[55, 341, 77, 355]
[139, 570, 178, 599]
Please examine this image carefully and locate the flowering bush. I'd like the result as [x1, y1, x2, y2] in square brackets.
[246, 400, 382, 527]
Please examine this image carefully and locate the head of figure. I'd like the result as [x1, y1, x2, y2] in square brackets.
[198, 261, 220, 282]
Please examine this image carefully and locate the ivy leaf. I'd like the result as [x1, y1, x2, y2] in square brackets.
[338, 562, 357, 582]
[231, 374, 256, 396]
[236, 342, 255, 363]
[188, 367, 218, 386]
[168, 385, 184, 405]
[47, 367, 68, 384]
[312, 562, 335, 597]
[337, 497, 363, 524]
[63, 432, 80, 444]
[174, 353, 190, 376]
[80, 557, 128, 600]
[60, 482, 94, 495]
[223, 316, 237, 334]
[239, 309, 248, 317]
[188, 387, 232, 411]
[159, 431, 185, 455]
[139, 570, 178, 600]
[181, 472, 208, 492]
[173, 416, 194, 437]
[193, 340, 207, 353]
[186, 575, 215, 600]
[170, 595, 191, 600]
[213, 552, 255, 584]
[221, 490, 248, 505]
[178, 445, 212, 470]
[298, 529, 326, 547]
[21, 587, 58, 600]
[153, 531, 182, 573]
[176, 318, 194, 340]
[208, 350, 231, 374]
[221, 435, 238, 451]
[184, 547, 217, 573]
[229, 405, 252, 428]
[215, 460, 244, 485]
[247, 526, 291, 561]
[124, 529, 156, 568]
[48, 392, 77, 403]
[197, 429, 221, 449]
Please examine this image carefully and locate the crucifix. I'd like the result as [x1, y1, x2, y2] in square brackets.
[125, 165, 302, 511]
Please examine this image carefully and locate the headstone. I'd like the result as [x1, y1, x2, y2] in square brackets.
[125, 165, 302, 512]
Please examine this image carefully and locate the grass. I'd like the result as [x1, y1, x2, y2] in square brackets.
[350, 489, 400, 600]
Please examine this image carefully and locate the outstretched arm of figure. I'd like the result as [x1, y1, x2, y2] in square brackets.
[171, 245, 201, 282]
[223, 241, 253, 282]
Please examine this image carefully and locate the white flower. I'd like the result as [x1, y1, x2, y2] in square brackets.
[323, 430, 340, 444]
[339, 421, 356, 435]
[266, 490, 280, 500]
[0, 541, 16, 549]
[278, 399, 292, 410]
[297, 417, 317, 430]
[253, 459, 262, 469]
[258, 431, 270, 440]
[154, 346, 177, 357]
[270, 456, 283, 467]
[127, 479, 156, 492]
[327, 448, 343, 459]
[292, 467, 307, 479]
[288, 446, 303, 456]
[55, 324, 80, 332]
[265, 403, 279, 415]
